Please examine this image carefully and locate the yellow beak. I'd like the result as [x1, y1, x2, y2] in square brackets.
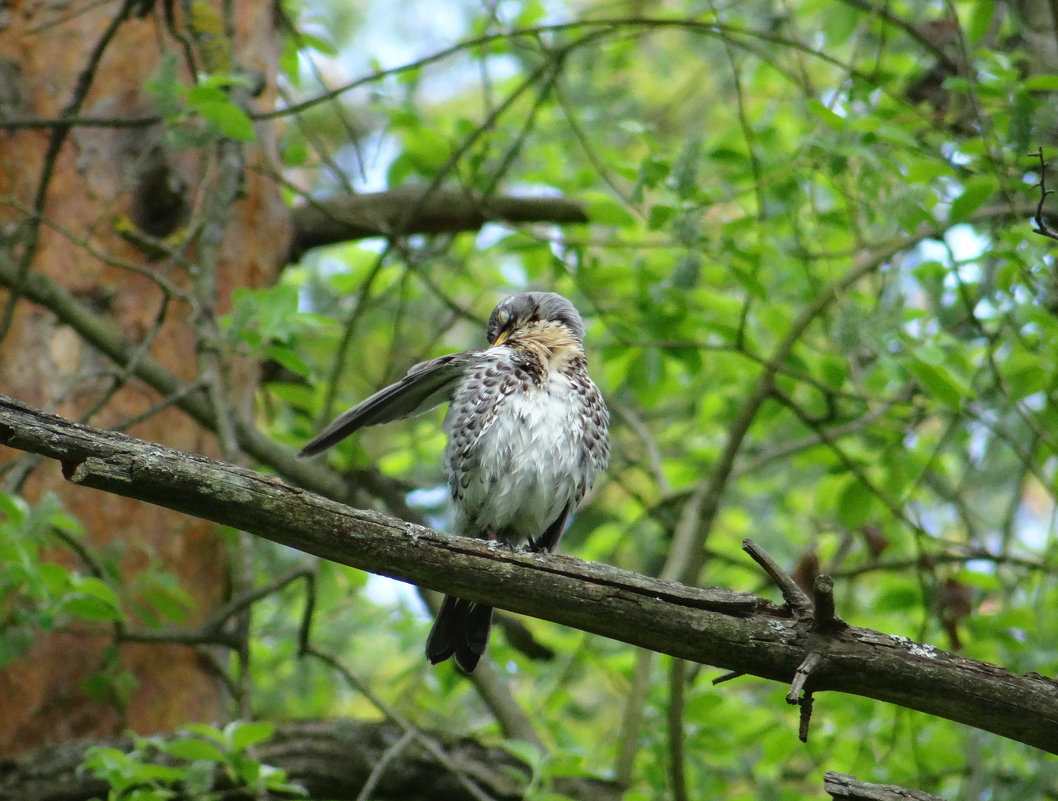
[491, 330, 510, 347]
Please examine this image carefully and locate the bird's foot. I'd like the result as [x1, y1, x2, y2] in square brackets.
[526, 535, 549, 553]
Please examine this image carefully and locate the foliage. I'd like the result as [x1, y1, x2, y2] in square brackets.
[81, 722, 304, 801]
[146, 54, 257, 146]
[258, 1, 1058, 797]
[0, 489, 197, 707]
[3, 0, 1058, 799]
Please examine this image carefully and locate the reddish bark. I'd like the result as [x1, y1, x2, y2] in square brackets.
[0, 4, 289, 752]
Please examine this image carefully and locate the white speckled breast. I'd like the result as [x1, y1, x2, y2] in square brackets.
[442, 343, 608, 545]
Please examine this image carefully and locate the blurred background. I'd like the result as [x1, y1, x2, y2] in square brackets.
[0, 1, 1055, 798]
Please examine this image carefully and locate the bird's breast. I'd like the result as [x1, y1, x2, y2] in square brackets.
[443, 358, 600, 543]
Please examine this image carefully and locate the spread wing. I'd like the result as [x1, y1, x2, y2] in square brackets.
[298, 352, 476, 457]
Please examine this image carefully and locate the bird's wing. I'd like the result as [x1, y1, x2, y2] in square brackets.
[298, 352, 476, 457]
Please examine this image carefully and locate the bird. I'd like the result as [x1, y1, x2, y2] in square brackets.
[299, 292, 609, 672]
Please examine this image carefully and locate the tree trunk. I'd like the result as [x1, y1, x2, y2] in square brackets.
[0, 2, 289, 753]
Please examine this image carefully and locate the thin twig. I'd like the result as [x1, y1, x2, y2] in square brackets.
[787, 651, 823, 704]
[1030, 147, 1058, 242]
[798, 691, 815, 743]
[742, 538, 812, 617]
[354, 729, 416, 801]
[667, 658, 690, 801]
[615, 650, 655, 785]
[306, 646, 500, 801]
[712, 670, 745, 685]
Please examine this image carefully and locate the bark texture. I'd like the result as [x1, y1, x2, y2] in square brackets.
[0, 3, 289, 752]
[824, 771, 949, 801]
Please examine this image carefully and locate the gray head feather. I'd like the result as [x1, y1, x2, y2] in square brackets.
[486, 292, 586, 344]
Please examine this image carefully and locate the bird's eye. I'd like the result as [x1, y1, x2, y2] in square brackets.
[496, 309, 510, 326]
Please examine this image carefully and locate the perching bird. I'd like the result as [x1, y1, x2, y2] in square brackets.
[299, 292, 609, 672]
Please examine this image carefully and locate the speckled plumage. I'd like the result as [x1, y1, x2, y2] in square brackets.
[300, 292, 609, 672]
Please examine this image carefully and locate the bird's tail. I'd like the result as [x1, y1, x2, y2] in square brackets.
[425, 595, 493, 673]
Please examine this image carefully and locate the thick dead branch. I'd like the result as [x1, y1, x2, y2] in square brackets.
[0, 719, 620, 801]
[744, 539, 852, 743]
[289, 188, 588, 259]
[0, 393, 1057, 754]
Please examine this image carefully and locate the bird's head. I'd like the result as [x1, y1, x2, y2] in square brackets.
[486, 292, 587, 347]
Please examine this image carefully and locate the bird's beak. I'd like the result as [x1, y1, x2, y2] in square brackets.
[491, 330, 510, 347]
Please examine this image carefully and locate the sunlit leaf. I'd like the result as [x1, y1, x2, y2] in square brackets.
[949, 176, 997, 224]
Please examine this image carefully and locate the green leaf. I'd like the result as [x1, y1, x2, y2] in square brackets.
[0, 492, 27, 525]
[227, 720, 275, 750]
[139, 581, 194, 624]
[62, 594, 122, 622]
[196, 73, 254, 92]
[876, 582, 921, 613]
[670, 135, 703, 198]
[943, 75, 970, 92]
[819, 355, 848, 389]
[194, 100, 256, 141]
[823, 3, 862, 44]
[966, 0, 995, 44]
[836, 475, 876, 528]
[235, 755, 266, 786]
[182, 722, 227, 744]
[181, 760, 217, 795]
[513, 0, 546, 26]
[647, 203, 676, 230]
[895, 202, 936, 234]
[949, 176, 997, 223]
[163, 737, 228, 763]
[907, 357, 967, 408]
[1002, 345, 1047, 399]
[1024, 74, 1058, 91]
[80, 672, 114, 703]
[729, 265, 766, 299]
[584, 192, 635, 226]
[74, 575, 121, 607]
[298, 31, 337, 57]
[38, 562, 72, 594]
[281, 135, 309, 167]
[260, 764, 306, 794]
[671, 253, 701, 289]
[62, 576, 122, 621]
[500, 738, 546, 770]
[185, 83, 225, 106]
[399, 127, 452, 174]
[807, 99, 845, 130]
[905, 160, 950, 182]
[81, 745, 129, 773]
[264, 344, 312, 379]
[145, 52, 182, 118]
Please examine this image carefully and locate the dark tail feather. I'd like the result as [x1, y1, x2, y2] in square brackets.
[424, 595, 463, 664]
[425, 595, 494, 673]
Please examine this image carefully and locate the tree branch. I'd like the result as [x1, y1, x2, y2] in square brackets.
[289, 188, 588, 259]
[0, 393, 1056, 754]
[824, 771, 949, 801]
